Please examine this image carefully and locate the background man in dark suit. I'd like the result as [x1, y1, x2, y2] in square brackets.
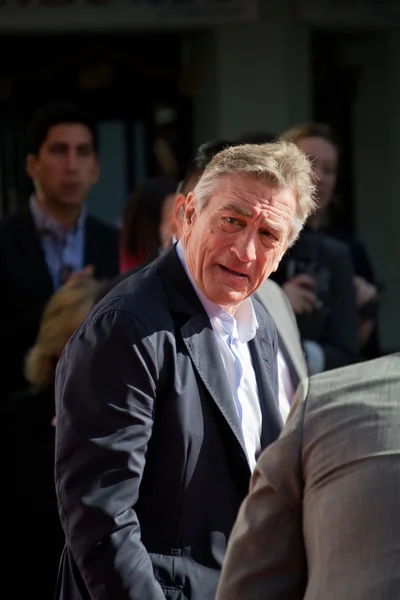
[54, 141, 315, 600]
[0, 102, 119, 400]
[216, 353, 400, 600]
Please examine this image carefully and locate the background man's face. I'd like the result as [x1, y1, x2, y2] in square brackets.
[26, 123, 99, 210]
[182, 174, 296, 314]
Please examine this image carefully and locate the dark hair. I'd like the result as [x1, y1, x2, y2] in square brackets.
[281, 122, 339, 151]
[27, 102, 98, 155]
[236, 131, 277, 144]
[121, 177, 178, 260]
[178, 139, 237, 195]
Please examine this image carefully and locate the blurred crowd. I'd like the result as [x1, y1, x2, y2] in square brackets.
[0, 102, 383, 597]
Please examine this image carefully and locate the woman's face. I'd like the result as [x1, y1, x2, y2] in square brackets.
[296, 136, 338, 215]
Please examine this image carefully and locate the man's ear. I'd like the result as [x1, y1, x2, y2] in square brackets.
[182, 192, 196, 234]
[173, 193, 186, 225]
[184, 193, 196, 222]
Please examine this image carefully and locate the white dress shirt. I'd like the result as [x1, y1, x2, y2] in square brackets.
[176, 241, 262, 471]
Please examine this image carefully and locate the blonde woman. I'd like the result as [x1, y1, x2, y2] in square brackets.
[1, 276, 106, 599]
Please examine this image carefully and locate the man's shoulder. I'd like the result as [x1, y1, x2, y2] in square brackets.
[98, 259, 161, 305]
[0, 208, 32, 237]
[0, 210, 35, 261]
[306, 353, 400, 410]
[297, 354, 400, 493]
[88, 258, 175, 338]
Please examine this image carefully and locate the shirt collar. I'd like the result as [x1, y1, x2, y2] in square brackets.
[30, 195, 86, 239]
[176, 240, 258, 343]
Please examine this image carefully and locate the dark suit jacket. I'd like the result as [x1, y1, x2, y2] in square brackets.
[54, 246, 282, 600]
[0, 208, 119, 400]
[216, 353, 400, 600]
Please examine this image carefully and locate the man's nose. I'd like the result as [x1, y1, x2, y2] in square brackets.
[65, 151, 79, 171]
[231, 231, 257, 262]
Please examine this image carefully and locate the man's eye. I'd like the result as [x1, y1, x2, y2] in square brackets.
[50, 146, 67, 155]
[78, 146, 94, 157]
[224, 217, 238, 225]
[261, 230, 276, 240]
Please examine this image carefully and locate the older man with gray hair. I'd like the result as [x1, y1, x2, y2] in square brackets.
[54, 141, 315, 600]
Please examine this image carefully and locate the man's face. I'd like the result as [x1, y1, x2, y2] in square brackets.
[26, 123, 99, 210]
[182, 174, 296, 314]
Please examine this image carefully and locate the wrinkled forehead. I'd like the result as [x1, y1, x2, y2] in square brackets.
[44, 123, 95, 146]
[209, 175, 297, 230]
[207, 173, 285, 202]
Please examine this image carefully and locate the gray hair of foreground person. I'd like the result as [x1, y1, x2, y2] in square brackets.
[193, 140, 316, 246]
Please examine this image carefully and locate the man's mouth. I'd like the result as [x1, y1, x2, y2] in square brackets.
[61, 182, 81, 193]
[219, 265, 248, 279]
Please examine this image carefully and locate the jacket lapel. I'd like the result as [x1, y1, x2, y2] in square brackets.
[158, 246, 283, 465]
[18, 210, 54, 300]
[157, 246, 248, 460]
[181, 315, 248, 458]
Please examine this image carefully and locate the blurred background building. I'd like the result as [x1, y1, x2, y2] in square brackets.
[0, 0, 399, 353]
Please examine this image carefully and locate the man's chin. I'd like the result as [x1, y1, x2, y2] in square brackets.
[217, 289, 249, 307]
[57, 197, 85, 209]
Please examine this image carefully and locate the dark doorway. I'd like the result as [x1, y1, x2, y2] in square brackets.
[0, 32, 193, 217]
[311, 30, 365, 236]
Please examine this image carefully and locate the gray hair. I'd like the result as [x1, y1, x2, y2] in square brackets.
[192, 140, 316, 246]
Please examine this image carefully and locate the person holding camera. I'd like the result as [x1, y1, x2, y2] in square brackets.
[270, 225, 358, 373]
[281, 121, 381, 362]
[266, 123, 360, 374]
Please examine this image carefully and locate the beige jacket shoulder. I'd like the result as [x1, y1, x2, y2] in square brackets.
[216, 353, 400, 600]
[255, 278, 307, 387]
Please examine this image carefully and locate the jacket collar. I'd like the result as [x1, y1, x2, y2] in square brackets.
[156, 246, 282, 468]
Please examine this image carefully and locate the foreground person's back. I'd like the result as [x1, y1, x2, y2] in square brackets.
[216, 353, 400, 600]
